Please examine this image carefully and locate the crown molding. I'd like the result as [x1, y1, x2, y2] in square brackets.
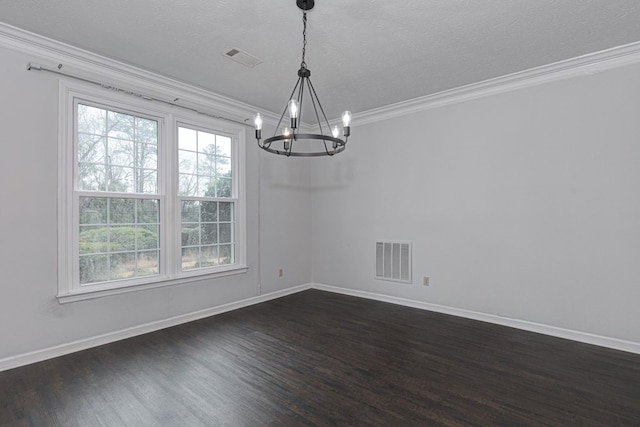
[0, 22, 281, 127]
[353, 41, 640, 126]
[4, 21, 640, 129]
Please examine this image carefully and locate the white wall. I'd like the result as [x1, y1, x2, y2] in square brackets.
[0, 42, 312, 362]
[311, 61, 640, 344]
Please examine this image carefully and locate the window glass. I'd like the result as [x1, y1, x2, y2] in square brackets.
[178, 126, 235, 271]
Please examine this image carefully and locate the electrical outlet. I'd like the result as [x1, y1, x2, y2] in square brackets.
[278, 268, 284, 277]
[423, 276, 430, 286]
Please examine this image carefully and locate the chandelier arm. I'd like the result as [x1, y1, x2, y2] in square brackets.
[323, 138, 332, 156]
[305, 78, 324, 135]
[296, 75, 305, 126]
[306, 77, 334, 133]
[303, 81, 332, 156]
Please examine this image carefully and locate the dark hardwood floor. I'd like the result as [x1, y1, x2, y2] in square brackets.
[1, 289, 639, 426]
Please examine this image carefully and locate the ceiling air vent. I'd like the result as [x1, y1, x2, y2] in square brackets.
[375, 240, 412, 284]
[223, 48, 262, 68]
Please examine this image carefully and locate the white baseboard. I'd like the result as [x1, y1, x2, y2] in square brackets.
[0, 284, 311, 372]
[3, 281, 638, 372]
[310, 283, 640, 355]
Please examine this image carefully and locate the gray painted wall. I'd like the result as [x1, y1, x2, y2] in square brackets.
[310, 62, 640, 344]
[0, 44, 312, 361]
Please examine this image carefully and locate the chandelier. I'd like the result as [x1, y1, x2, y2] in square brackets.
[254, 0, 351, 157]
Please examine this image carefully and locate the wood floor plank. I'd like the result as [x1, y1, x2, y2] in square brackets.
[1, 289, 639, 426]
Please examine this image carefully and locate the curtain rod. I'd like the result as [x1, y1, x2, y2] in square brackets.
[26, 62, 252, 128]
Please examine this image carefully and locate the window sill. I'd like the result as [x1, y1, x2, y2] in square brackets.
[57, 265, 249, 304]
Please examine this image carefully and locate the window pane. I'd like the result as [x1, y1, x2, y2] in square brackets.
[201, 201, 217, 222]
[78, 163, 106, 191]
[218, 202, 232, 221]
[79, 225, 107, 254]
[217, 135, 231, 157]
[201, 224, 217, 245]
[181, 225, 199, 247]
[178, 126, 233, 198]
[136, 118, 157, 144]
[140, 144, 157, 169]
[78, 196, 160, 284]
[107, 166, 135, 193]
[79, 254, 109, 284]
[217, 178, 232, 198]
[178, 174, 198, 196]
[138, 199, 159, 224]
[201, 246, 218, 268]
[219, 223, 232, 244]
[107, 111, 135, 140]
[178, 127, 197, 152]
[181, 201, 200, 223]
[110, 252, 136, 279]
[80, 197, 107, 224]
[138, 225, 159, 250]
[182, 247, 199, 270]
[108, 138, 134, 168]
[77, 104, 158, 195]
[110, 225, 137, 252]
[198, 176, 215, 197]
[178, 150, 197, 175]
[109, 198, 135, 223]
[219, 244, 234, 265]
[78, 104, 106, 135]
[198, 131, 216, 153]
[137, 251, 159, 276]
[78, 134, 105, 164]
[217, 157, 231, 176]
[139, 169, 158, 194]
[198, 152, 216, 177]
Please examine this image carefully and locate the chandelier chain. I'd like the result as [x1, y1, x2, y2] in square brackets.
[301, 11, 308, 68]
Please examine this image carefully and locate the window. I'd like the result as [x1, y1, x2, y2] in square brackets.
[77, 104, 161, 285]
[58, 82, 247, 301]
[177, 125, 236, 270]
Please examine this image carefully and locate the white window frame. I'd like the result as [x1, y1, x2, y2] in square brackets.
[58, 80, 247, 303]
[173, 119, 244, 278]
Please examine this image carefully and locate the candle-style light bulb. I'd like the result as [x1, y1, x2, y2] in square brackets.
[332, 125, 340, 149]
[342, 110, 351, 127]
[283, 127, 292, 150]
[254, 113, 263, 139]
[288, 99, 300, 129]
[342, 110, 351, 137]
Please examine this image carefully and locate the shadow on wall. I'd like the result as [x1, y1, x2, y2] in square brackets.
[261, 154, 356, 191]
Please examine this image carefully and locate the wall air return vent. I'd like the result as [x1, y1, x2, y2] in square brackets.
[222, 48, 263, 68]
[375, 240, 412, 284]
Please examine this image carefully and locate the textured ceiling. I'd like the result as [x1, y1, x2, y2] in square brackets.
[2, 0, 640, 119]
